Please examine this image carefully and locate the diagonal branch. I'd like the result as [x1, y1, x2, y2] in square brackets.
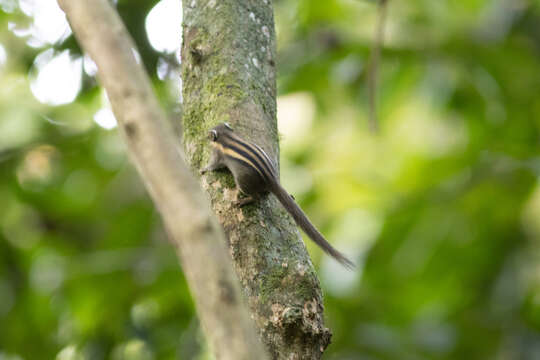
[56, 1, 267, 359]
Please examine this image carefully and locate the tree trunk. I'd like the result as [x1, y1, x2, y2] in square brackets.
[181, 1, 332, 359]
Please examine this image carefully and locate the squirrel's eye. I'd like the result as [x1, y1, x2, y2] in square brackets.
[209, 130, 218, 141]
[224, 122, 233, 131]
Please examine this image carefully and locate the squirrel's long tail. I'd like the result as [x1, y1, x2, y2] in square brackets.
[271, 182, 355, 269]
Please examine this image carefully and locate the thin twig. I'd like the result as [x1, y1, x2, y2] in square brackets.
[367, 0, 388, 133]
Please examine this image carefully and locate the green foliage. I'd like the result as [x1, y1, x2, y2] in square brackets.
[1, 0, 540, 359]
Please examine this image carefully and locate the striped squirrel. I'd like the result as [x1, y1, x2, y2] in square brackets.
[201, 123, 354, 269]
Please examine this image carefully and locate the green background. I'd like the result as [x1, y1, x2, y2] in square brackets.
[1, 0, 540, 359]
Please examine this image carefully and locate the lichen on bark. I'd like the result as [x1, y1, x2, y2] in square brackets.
[181, 0, 331, 358]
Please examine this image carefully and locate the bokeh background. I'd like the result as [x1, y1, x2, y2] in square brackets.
[1, 0, 540, 359]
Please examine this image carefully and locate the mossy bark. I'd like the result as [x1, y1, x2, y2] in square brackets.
[181, 0, 331, 358]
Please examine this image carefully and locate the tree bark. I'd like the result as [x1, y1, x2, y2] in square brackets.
[57, 1, 268, 359]
[181, 1, 331, 359]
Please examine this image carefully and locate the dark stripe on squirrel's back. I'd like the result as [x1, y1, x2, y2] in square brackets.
[221, 139, 272, 183]
[222, 133, 277, 180]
